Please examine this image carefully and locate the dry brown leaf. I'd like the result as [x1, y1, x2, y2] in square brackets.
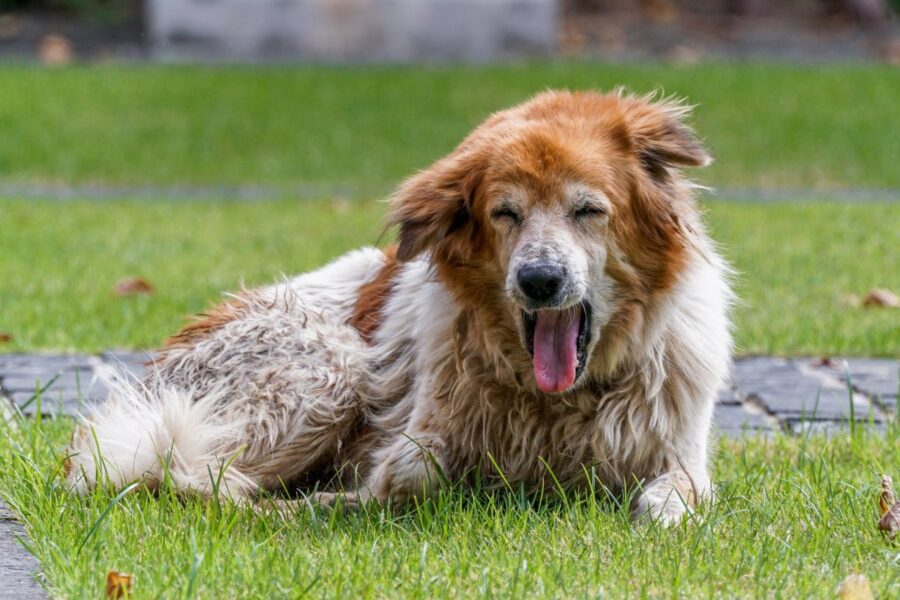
[0, 332, 11, 344]
[862, 288, 899, 308]
[811, 357, 837, 368]
[113, 277, 155, 297]
[879, 502, 900, 539]
[105, 571, 133, 599]
[878, 475, 900, 540]
[879, 475, 896, 516]
[38, 34, 74, 66]
[836, 574, 874, 600]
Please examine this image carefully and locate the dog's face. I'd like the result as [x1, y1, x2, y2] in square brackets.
[389, 91, 710, 394]
[488, 180, 611, 393]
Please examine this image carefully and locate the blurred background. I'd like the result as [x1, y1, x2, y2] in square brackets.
[0, 0, 897, 64]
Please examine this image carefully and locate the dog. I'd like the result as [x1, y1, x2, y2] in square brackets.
[65, 90, 733, 524]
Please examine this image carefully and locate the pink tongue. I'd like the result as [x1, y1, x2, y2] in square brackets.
[532, 307, 581, 393]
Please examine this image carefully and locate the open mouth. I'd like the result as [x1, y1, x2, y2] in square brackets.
[522, 302, 591, 394]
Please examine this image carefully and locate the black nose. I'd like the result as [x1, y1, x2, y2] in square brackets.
[517, 262, 566, 303]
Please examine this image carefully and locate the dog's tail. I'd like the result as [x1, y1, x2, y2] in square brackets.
[64, 367, 255, 498]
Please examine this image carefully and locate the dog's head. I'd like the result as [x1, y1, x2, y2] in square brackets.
[388, 90, 710, 394]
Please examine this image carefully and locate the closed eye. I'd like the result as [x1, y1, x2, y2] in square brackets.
[573, 205, 607, 219]
[491, 206, 522, 224]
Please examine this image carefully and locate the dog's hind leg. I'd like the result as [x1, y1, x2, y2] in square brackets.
[64, 373, 260, 500]
[65, 289, 377, 500]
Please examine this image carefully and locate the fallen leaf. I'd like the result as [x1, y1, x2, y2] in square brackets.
[811, 357, 837, 368]
[878, 475, 900, 540]
[836, 574, 874, 600]
[113, 277, 155, 297]
[0, 332, 11, 344]
[879, 505, 900, 539]
[879, 475, 896, 516]
[862, 288, 899, 308]
[105, 571, 133, 598]
[38, 34, 74, 66]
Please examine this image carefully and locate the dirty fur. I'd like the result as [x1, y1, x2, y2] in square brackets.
[66, 90, 733, 525]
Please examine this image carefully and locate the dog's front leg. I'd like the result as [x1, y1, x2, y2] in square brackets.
[365, 425, 449, 505]
[631, 468, 711, 526]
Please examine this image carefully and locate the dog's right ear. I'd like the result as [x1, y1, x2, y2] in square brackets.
[619, 94, 711, 180]
[387, 155, 481, 262]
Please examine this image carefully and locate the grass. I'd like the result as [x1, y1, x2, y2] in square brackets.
[0, 64, 896, 356]
[1, 413, 898, 598]
[0, 64, 897, 598]
[0, 64, 898, 192]
[0, 197, 897, 357]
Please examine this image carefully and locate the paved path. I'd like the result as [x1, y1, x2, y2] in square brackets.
[0, 351, 897, 598]
[2, 181, 900, 203]
[1, 352, 896, 435]
[0, 501, 45, 599]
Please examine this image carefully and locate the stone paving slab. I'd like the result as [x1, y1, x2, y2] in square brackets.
[730, 357, 895, 427]
[0, 501, 45, 599]
[716, 389, 742, 406]
[713, 404, 775, 437]
[0, 353, 896, 432]
[834, 360, 899, 411]
[0, 351, 154, 417]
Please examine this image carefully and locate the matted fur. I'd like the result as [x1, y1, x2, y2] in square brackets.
[66, 90, 733, 524]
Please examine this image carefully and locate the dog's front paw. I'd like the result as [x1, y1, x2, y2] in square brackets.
[366, 435, 447, 504]
[632, 489, 691, 526]
[631, 471, 706, 526]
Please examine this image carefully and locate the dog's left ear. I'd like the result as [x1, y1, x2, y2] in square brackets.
[622, 96, 711, 179]
[388, 155, 481, 262]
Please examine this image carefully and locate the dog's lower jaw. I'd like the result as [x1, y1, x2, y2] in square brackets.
[631, 470, 711, 526]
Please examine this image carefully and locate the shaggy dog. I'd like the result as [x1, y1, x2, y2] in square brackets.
[65, 90, 733, 524]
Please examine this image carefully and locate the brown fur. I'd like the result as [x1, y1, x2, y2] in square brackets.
[164, 296, 250, 350]
[348, 245, 401, 343]
[387, 90, 708, 380]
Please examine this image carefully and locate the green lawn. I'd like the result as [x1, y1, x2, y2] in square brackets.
[0, 64, 898, 192]
[1, 413, 897, 598]
[0, 64, 898, 599]
[1, 64, 897, 356]
[1, 198, 897, 356]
